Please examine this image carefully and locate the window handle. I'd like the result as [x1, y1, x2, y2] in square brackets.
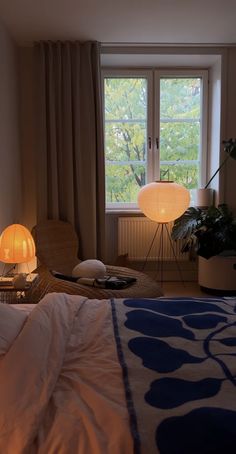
[156, 137, 159, 150]
[148, 136, 152, 149]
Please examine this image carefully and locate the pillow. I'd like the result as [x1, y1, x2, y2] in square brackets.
[0, 304, 27, 355]
[72, 259, 106, 279]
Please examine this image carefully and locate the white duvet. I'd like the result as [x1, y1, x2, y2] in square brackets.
[0, 293, 133, 454]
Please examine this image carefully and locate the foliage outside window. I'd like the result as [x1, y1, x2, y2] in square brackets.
[159, 78, 201, 189]
[105, 77, 147, 205]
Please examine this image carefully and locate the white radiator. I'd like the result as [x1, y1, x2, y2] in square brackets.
[118, 217, 188, 261]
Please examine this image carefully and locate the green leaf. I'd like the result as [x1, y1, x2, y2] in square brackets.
[171, 207, 204, 241]
[172, 203, 236, 259]
[223, 138, 236, 160]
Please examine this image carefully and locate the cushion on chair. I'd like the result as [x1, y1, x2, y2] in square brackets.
[72, 260, 106, 279]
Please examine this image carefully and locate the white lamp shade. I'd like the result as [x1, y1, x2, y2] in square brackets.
[138, 181, 190, 223]
[0, 224, 36, 264]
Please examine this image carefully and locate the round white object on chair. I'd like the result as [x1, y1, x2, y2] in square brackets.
[72, 259, 106, 279]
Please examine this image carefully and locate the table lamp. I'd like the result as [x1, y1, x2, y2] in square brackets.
[0, 224, 36, 284]
[138, 181, 190, 282]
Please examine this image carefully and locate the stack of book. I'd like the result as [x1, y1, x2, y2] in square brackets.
[0, 273, 38, 290]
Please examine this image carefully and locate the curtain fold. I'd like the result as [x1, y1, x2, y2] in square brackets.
[35, 41, 105, 260]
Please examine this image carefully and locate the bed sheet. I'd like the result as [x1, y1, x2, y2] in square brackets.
[11, 303, 36, 315]
[0, 294, 132, 454]
[2, 294, 236, 454]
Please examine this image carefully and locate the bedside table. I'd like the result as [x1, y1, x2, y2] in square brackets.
[0, 274, 47, 304]
[0, 288, 30, 304]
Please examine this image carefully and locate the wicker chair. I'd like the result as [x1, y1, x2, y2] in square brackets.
[31, 220, 163, 299]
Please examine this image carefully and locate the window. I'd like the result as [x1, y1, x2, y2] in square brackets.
[103, 69, 208, 210]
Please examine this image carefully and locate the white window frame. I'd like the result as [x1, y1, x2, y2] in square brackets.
[102, 68, 208, 212]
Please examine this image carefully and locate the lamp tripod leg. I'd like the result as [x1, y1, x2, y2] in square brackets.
[141, 223, 160, 272]
[164, 223, 185, 286]
[142, 222, 185, 287]
[155, 224, 162, 281]
[160, 224, 164, 285]
[154, 224, 165, 284]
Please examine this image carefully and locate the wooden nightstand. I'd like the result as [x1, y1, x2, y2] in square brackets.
[0, 274, 45, 304]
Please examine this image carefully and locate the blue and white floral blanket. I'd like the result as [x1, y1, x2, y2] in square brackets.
[111, 297, 236, 454]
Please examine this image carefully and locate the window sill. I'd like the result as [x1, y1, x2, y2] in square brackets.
[106, 209, 142, 215]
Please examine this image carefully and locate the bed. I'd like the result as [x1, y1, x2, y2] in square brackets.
[1, 293, 236, 453]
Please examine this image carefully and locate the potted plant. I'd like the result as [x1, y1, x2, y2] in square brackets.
[171, 139, 236, 294]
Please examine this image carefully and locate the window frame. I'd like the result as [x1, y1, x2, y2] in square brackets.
[102, 68, 209, 212]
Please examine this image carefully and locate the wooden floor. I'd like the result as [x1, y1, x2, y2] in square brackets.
[119, 258, 232, 298]
[161, 281, 211, 297]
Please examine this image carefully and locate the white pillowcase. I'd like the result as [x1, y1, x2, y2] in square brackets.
[0, 304, 27, 355]
[72, 259, 106, 279]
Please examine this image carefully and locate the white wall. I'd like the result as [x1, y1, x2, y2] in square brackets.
[19, 47, 36, 229]
[0, 21, 22, 232]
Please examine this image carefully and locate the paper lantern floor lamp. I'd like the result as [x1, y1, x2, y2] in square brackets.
[138, 181, 190, 283]
[0, 224, 36, 283]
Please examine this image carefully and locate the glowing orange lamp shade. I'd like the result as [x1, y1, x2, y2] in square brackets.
[0, 224, 36, 264]
[138, 181, 190, 223]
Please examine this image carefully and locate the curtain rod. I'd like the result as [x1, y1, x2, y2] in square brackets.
[101, 42, 235, 49]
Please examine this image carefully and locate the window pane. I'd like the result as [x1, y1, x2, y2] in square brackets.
[160, 122, 200, 162]
[160, 163, 199, 190]
[106, 163, 146, 203]
[105, 78, 147, 120]
[105, 122, 146, 162]
[104, 78, 148, 204]
[160, 78, 201, 119]
[160, 77, 201, 189]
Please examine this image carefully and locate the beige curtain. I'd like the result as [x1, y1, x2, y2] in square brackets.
[35, 41, 105, 260]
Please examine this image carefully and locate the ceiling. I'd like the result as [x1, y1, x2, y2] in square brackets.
[0, 0, 236, 46]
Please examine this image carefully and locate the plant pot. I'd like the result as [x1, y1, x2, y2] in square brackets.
[198, 255, 236, 295]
